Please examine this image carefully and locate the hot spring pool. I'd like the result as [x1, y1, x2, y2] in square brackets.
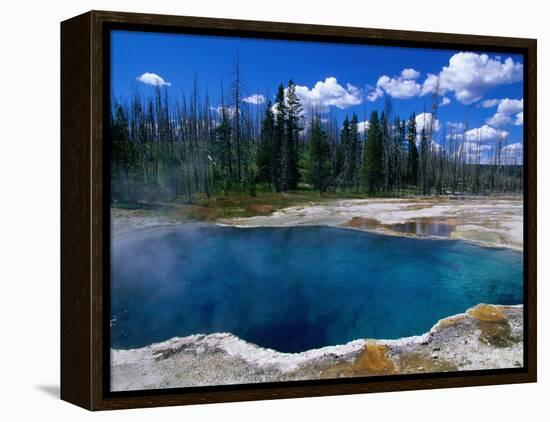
[110, 225, 523, 353]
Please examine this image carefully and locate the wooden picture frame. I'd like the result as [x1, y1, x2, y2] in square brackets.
[61, 10, 537, 410]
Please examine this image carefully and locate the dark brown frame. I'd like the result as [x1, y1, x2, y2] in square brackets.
[61, 10, 537, 411]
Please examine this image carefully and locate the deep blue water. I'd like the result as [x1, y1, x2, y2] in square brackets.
[111, 225, 523, 353]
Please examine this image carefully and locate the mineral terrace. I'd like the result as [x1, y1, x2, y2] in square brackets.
[111, 304, 523, 391]
[220, 197, 523, 250]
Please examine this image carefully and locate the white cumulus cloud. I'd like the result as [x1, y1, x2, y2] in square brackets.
[370, 68, 422, 100]
[243, 94, 266, 105]
[486, 113, 512, 128]
[439, 97, 451, 106]
[357, 120, 370, 134]
[481, 99, 501, 108]
[368, 53, 522, 105]
[497, 98, 523, 114]
[464, 124, 509, 142]
[294, 77, 362, 110]
[366, 86, 384, 102]
[136, 72, 171, 87]
[401, 68, 421, 80]
[462, 141, 493, 163]
[482, 98, 523, 127]
[414, 113, 441, 146]
[421, 52, 523, 104]
[415, 112, 440, 134]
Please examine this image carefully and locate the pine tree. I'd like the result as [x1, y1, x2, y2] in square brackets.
[285, 80, 302, 190]
[380, 111, 391, 191]
[109, 72, 524, 201]
[257, 101, 275, 187]
[302, 116, 331, 193]
[407, 112, 419, 187]
[363, 110, 384, 194]
[349, 114, 360, 190]
[273, 84, 286, 192]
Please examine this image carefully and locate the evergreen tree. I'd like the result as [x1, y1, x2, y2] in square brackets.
[257, 101, 275, 187]
[363, 110, 384, 194]
[349, 114, 361, 190]
[302, 116, 331, 193]
[109, 69, 524, 201]
[282, 80, 302, 190]
[273, 84, 286, 192]
[407, 112, 419, 187]
[380, 111, 391, 191]
[337, 114, 361, 191]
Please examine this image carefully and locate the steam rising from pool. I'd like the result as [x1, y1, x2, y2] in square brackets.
[111, 225, 523, 353]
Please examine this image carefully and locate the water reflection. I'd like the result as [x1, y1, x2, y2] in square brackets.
[390, 220, 453, 237]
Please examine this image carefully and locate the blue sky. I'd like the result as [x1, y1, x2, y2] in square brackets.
[111, 30, 524, 162]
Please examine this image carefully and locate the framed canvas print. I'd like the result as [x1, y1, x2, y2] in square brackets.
[60, 10, 537, 410]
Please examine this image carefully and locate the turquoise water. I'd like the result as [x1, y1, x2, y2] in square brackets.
[111, 225, 523, 353]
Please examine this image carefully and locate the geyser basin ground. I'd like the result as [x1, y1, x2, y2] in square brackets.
[111, 225, 523, 353]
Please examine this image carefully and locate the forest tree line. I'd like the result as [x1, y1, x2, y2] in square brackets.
[110, 74, 523, 204]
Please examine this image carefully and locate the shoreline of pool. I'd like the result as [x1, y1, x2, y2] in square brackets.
[110, 303, 523, 392]
[111, 196, 524, 251]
